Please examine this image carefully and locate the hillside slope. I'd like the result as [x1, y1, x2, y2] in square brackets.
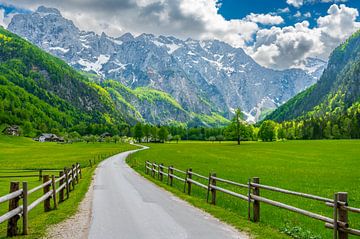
[0, 27, 131, 134]
[266, 30, 360, 122]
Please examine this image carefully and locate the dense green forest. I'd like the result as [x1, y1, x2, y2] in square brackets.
[0, 27, 131, 136]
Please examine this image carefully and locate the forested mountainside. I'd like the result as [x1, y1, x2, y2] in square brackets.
[0, 27, 229, 136]
[8, 6, 326, 122]
[0, 27, 129, 135]
[265, 30, 360, 139]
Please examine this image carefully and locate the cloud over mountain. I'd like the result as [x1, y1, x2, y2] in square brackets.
[1, 1, 359, 70]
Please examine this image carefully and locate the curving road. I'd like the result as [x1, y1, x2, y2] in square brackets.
[88, 146, 248, 239]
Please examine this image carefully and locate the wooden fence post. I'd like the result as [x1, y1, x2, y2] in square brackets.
[59, 171, 64, 203]
[77, 163, 82, 179]
[145, 161, 148, 174]
[159, 164, 164, 181]
[64, 168, 69, 198]
[7, 182, 20, 237]
[43, 175, 51, 212]
[247, 178, 252, 221]
[187, 168, 192, 195]
[338, 192, 348, 239]
[333, 193, 338, 239]
[74, 164, 79, 184]
[152, 163, 155, 178]
[39, 169, 43, 181]
[157, 164, 160, 180]
[211, 173, 216, 205]
[206, 173, 211, 203]
[51, 175, 58, 209]
[253, 177, 260, 222]
[71, 166, 75, 189]
[89, 159, 92, 167]
[169, 166, 173, 186]
[22, 182, 28, 235]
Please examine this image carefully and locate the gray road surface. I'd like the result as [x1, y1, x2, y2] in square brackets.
[88, 147, 248, 239]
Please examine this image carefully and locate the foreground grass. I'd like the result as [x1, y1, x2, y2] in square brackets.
[0, 135, 137, 238]
[128, 140, 360, 239]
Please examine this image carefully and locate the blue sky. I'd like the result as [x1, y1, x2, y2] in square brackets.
[218, 0, 360, 27]
[0, 0, 359, 70]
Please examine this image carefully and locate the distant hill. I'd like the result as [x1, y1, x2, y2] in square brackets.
[266, 30, 360, 123]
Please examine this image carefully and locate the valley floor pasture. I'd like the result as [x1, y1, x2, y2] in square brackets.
[0, 135, 137, 238]
[128, 140, 360, 239]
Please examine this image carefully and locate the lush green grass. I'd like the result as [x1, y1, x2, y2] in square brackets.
[0, 135, 137, 238]
[128, 140, 360, 239]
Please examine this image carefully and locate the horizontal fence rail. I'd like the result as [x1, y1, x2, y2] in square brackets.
[144, 162, 360, 238]
[0, 163, 82, 237]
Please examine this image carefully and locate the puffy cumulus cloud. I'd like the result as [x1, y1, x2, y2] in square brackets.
[245, 13, 284, 25]
[249, 4, 360, 70]
[1, 0, 258, 48]
[249, 21, 322, 69]
[317, 4, 360, 54]
[286, 0, 304, 8]
[2, 1, 359, 70]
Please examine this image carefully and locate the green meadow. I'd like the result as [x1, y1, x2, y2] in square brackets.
[0, 135, 137, 238]
[128, 140, 360, 239]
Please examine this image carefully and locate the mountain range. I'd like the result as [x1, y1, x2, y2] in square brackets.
[7, 6, 327, 124]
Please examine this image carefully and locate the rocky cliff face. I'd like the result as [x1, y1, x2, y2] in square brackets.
[8, 6, 326, 122]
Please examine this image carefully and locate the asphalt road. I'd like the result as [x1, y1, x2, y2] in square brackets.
[88, 147, 247, 239]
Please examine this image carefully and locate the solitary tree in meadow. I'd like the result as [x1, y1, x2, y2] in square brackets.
[233, 108, 244, 145]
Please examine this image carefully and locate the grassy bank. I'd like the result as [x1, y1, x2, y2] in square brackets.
[127, 140, 360, 239]
[0, 135, 137, 238]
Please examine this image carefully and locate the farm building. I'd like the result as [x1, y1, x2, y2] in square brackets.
[2, 125, 20, 136]
[35, 133, 64, 142]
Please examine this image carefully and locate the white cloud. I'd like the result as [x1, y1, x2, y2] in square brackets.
[278, 7, 291, 13]
[249, 4, 360, 70]
[2, 1, 360, 70]
[294, 11, 302, 18]
[0, 0, 258, 48]
[245, 13, 284, 25]
[304, 12, 312, 18]
[286, 0, 304, 8]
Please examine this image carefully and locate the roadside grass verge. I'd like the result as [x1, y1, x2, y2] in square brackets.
[127, 140, 360, 239]
[0, 135, 138, 238]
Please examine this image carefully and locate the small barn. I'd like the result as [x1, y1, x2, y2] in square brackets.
[35, 133, 64, 142]
[2, 125, 20, 136]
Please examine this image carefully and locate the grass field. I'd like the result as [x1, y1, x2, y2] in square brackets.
[0, 135, 138, 238]
[128, 140, 360, 239]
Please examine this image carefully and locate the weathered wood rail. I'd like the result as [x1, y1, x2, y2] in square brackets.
[145, 161, 360, 238]
[0, 163, 82, 237]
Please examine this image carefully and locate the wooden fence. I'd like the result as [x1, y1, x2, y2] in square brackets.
[145, 161, 360, 239]
[0, 163, 82, 237]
